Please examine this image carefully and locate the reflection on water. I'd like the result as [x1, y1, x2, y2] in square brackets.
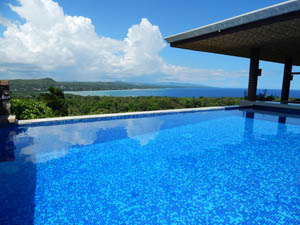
[242, 109, 292, 137]
[278, 116, 286, 124]
[126, 118, 163, 146]
[17, 122, 101, 163]
[0, 126, 27, 163]
[13, 117, 163, 163]
[0, 129, 15, 163]
[0, 126, 36, 224]
[244, 111, 254, 137]
[5, 109, 300, 165]
[277, 116, 287, 135]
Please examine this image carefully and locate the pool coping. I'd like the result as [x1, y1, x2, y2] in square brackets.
[17, 105, 241, 126]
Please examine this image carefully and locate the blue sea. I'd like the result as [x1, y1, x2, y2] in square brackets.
[65, 88, 300, 98]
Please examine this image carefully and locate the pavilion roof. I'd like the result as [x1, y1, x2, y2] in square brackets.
[165, 0, 300, 65]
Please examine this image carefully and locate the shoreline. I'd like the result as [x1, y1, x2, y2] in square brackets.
[62, 87, 300, 98]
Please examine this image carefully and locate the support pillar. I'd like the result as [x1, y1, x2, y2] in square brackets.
[247, 48, 260, 101]
[280, 57, 293, 104]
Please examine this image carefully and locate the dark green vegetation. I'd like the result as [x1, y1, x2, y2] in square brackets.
[40, 87, 68, 116]
[11, 87, 242, 120]
[9, 78, 180, 92]
[11, 99, 53, 120]
[256, 89, 275, 101]
[11, 87, 287, 120]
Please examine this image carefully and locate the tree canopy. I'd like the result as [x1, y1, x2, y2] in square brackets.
[11, 87, 244, 120]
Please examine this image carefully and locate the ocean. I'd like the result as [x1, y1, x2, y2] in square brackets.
[65, 87, 300, 98]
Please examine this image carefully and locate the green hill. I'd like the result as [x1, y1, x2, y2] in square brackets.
[9, 78, 172, 92]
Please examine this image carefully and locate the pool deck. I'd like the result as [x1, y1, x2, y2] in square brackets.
[240, 100, 300, 111]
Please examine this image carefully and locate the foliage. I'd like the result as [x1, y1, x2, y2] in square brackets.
[11, 99, 53, 120]
[40, 87, 68, 116]
[256, 89, 275, 101]
[64, 95, 243, 116]
[11, 87, 246, 120]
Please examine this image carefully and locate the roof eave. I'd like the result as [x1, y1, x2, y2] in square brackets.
[165, 0, 300, 43]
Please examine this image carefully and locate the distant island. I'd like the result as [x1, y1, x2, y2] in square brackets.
[8, 78, 210, 92]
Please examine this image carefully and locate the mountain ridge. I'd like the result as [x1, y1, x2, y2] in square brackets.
[7, 78, 213, 92]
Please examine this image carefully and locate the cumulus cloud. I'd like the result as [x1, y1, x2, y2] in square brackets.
[0, 0, 246, 84]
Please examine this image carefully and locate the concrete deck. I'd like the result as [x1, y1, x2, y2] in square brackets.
[240, 100, 300, 111]
[240, 100, 300, 115]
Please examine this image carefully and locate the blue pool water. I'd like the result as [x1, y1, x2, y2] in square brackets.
[1, 109, 300, 224]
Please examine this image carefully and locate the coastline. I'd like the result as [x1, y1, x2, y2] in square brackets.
[63, 87, 300, 98]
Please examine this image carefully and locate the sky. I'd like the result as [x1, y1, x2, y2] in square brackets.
[0, 0, 299, 89]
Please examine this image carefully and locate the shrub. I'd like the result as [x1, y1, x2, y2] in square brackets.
[11, 99, 53, 120]
[256, 89, 275, 101]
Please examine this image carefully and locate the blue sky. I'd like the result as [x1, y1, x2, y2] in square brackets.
[0, 0, 299, 89]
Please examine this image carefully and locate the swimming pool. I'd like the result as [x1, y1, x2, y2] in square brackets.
[0, 108, 300, 224]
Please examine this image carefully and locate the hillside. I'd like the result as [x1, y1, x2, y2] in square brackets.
[9, 78, 176, 92]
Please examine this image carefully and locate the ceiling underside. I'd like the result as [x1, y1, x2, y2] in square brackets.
[171, 17, 300, 66]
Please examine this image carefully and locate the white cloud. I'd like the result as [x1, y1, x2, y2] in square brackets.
[0, 0, 246, 85]
[0, 16, 13, 27]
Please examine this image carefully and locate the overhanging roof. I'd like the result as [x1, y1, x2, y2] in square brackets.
[165, 0, 300, 65]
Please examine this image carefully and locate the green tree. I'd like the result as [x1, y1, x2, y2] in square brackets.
[41, 87, 68, 116]
[11, 99, 53, 120]
[256, 89, 275, 101]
